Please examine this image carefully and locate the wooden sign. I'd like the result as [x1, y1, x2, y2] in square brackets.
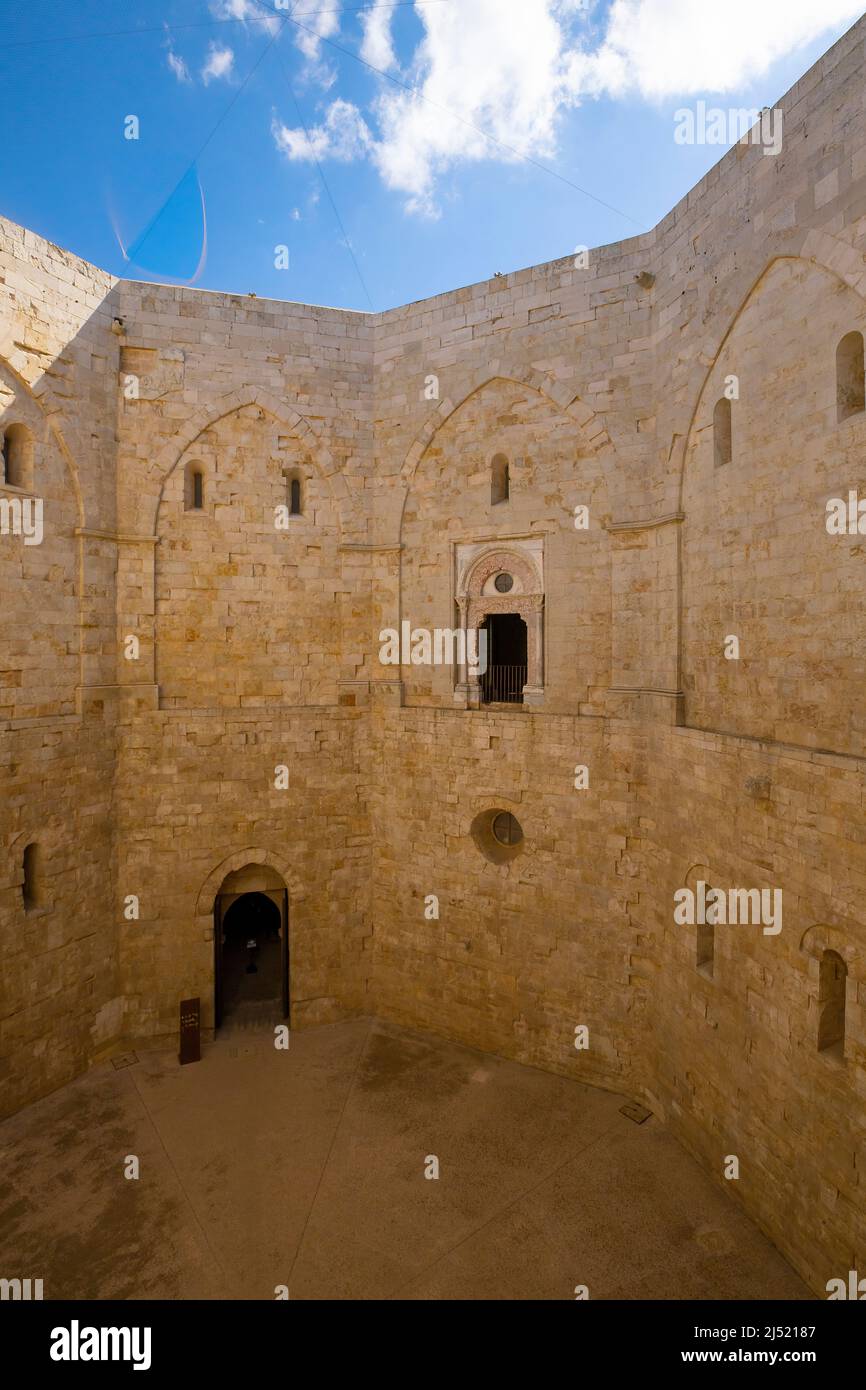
[179, 996, 201, 1065]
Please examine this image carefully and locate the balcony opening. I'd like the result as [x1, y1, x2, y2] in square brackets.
[480, 612, 527, 705]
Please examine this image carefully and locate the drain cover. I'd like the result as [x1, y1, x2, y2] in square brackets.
[111, 1052, 139, 1070]
[619, 1100, 653, 1124]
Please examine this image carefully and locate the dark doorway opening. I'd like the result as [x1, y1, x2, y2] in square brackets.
[481, 613, 527, 704]
[215, 891, 287, 1031]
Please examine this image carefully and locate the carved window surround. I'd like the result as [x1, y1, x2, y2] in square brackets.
[453, 538, 545, 708]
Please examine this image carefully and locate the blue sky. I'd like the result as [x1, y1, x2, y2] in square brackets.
[1, 0, 864, 311]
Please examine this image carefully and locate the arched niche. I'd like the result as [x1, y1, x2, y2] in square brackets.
[680, 256, 866, 756]
[154, 401, 342, 709]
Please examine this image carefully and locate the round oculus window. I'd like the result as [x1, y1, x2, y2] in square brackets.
[494, 572, 514, 593]
[492, 811, 523, 846]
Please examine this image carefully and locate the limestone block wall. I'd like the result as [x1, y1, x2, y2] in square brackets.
[680, 257, 866, 755]
[110, 281, 374, 708]
[107, 282, 378, 1044]
[155, 407, 342, 710]
[398, 377, 611, 712]
[2, 10, 866, 1301]
[0, 219, 121, 1120]
[114, 706, 371, 1045]
[609, 520, 680, 699]
[359, 15, 866, 1299]
[0, 362, 79, 719]
[0, 721, 117, 1119]
[112, 278, 373, 551]
[642, 725, 866, 1293]
[369, 705, 647, 1094]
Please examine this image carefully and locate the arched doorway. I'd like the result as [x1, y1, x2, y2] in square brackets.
[480, 612, 528, 704]
[213, 863, 289, 1030]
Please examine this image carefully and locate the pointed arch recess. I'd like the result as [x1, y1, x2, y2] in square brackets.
[0, 354, 85, 528]
[397, 365, 611, 543]
[0, 354, 86, 706]
[150, 385, 346, 537]
[675, 228, 866, 509]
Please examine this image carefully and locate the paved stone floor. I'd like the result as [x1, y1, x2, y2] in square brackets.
[0, 1017, 811, 1300]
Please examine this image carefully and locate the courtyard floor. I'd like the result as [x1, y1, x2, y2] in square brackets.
[0, 1016, 811, 1300]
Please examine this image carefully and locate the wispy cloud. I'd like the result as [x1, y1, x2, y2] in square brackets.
[272, 99, 373, 162]
[565, 0, 866, 98]
[167, 48, 192, 84]
[202, 43, 236, 85]
[273, 0, 866, 214]
[163, 22, 192, 84]
[360, 6, 398, 71]
[293, 7, 340, 62]
[209, 0, 280, 36]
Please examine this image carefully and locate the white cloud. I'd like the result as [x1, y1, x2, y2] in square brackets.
[360, 7, 397, 71]
[293, 7, 340, 62]
[371, 0, 565, 214]
[209, 0, 280, 36]
[202, 43, 236, 84]
[287, 4, 341, 89]
[166, 49, 192, 84]
[566, 0, 866, 99]
[273, 0, 866, 213]
[272, 98, 373, 162]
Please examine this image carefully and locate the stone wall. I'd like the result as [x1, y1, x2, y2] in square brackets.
[2, 14, 866, 1298]
[370, 704, 644, 1092]
[644, 724, 866, 1293]
[0, 221, 120, 1118]
[114, 706, 371, 1045]
[681, 257, 866, 755]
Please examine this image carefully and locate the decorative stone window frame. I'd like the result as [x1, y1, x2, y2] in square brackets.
[454, 541, 545, 708]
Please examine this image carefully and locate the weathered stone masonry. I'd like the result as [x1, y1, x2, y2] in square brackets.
[2, 17, 866, 1297]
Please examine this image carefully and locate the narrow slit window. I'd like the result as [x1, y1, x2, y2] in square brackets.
[290, 476, 302, 516]
[185, 462, 205, 511]
[696, 917, 714, 976]
[818, 949, 847, 1059]
[491, 453, 509, 505]
[713, 398, 732, 468]
[836, 331, 865, 422]
[22, 842, 41, 911]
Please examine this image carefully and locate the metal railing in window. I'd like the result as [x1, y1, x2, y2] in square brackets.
[481, 664, 527, 704]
